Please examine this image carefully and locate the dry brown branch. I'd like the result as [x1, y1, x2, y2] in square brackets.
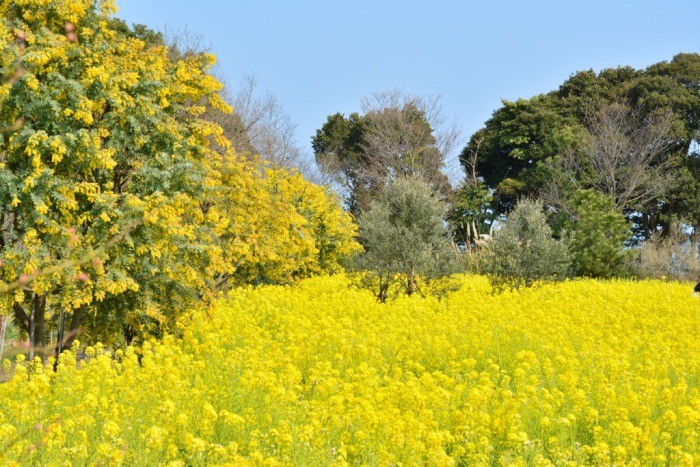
[583, 103, 678, 210]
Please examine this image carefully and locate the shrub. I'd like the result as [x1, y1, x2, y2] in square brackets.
[632, 227, 700, 281]
[562, 189, 633, 278]
[484, 199, 570, 288]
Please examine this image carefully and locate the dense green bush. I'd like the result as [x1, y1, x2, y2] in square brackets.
[562, 189, 632, 278]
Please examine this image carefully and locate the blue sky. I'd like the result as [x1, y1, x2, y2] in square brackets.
[116, 0, 699, 178]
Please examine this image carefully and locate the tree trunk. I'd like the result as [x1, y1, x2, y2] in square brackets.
[642, 212, 650, 240]
[32, 293, 46, 363]
[13, 301, 30, 335]
[407, 270, 417, 296]
[691, 224, 699, 274]
[651, 211, 660, 238]
[63, 306, 85, 351]
[377, 278, 389, 303]
[0, 315, 8, 361]
[123, 324, 136, 346]
[12, 294, 47, 363]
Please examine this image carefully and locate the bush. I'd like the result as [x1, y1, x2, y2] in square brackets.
[632, 228, 700, 281]
[562, 189, 633, 278]
[484, 199, 570, 288]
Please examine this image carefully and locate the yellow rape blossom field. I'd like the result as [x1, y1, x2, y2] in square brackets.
[2, 274, 700, 466]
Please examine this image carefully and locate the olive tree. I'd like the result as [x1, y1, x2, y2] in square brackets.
[484, 199, 571, 288]
[355, 177, 458, 302]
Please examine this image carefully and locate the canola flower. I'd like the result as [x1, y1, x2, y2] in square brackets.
[1, 274, 700, 466]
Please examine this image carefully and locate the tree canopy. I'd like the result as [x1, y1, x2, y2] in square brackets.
[459, 54, 700, 242]
[483, 199, 570, 288]
[312, 92, 454, 217]
[2, 0, 699, 357]
[0, 0, 359, 353]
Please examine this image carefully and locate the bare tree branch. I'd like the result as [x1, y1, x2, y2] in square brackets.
[358, 90, 459, 197]
[583, 103, 679, 210]
[360, 90, 462, 169]
[229, 75, 312, 175]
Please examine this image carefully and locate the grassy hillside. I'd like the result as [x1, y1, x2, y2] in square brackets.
[1, 275, 699, 465]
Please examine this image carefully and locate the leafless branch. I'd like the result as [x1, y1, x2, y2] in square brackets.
[583, 103, 679, 210]
[358, 90, 458, 195]
[229, 75, 312, 175]
[360, 89, 462, 161]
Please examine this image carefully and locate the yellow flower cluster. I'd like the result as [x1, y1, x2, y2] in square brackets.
[1, 0, 360, 329]
[2, 275, 700, 465]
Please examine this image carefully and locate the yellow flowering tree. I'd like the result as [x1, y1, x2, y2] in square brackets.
[0, 0, 361, 353]
[0, 0, 233, 353]
[213, 159, 360, 289]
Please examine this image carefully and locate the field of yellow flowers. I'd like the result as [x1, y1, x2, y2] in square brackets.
[1, 275, 700, 466]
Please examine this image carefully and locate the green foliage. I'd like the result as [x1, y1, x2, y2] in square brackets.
[0, 0, 230, 352]
[461, 96, 584, 211]
[355, 177, 458, 301]
[561, 190, 632, 278]
[312, 112, 370, 216]
[448, 179, 494, 248]
[462, 54, 700, 241]
[313, 94, 452, 217]
[484, 199, 570, 288]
